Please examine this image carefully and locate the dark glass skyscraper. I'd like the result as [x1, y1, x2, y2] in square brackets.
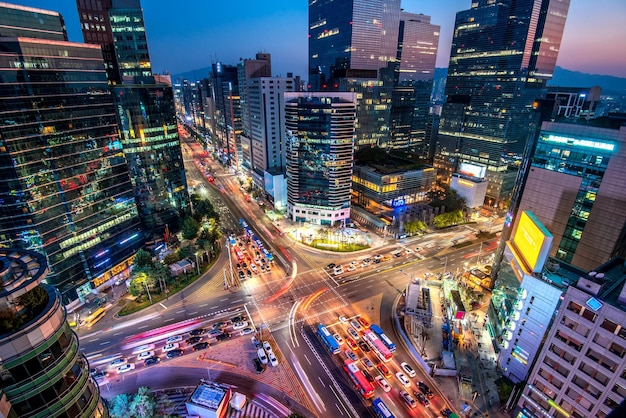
[77, 0, 190, 237]
[0, 4, 143, 303]
[435, 0, 570, 205]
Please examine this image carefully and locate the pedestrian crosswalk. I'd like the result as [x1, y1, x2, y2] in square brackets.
[227, 402, 274, 417]
[156, 390, 277, 417]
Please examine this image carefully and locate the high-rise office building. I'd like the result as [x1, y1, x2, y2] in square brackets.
[0, 3, 143, 303]
[238, 53, 272, 140]
[435, 0, 570, 205]
[308, 0, 401, 86]
[0, 248, 108, 417]
[517, 260, 626, 418]
[77, 0, 190, 237]
[285, 93, 357, 225]
[206, 62, 240, 166]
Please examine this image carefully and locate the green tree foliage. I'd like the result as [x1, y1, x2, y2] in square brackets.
[134, 249, 153, 269]
[427, 184, 466, 212]
[108, 393, 132, 418]
[162, 253, 181, 265]
[177, 244, 194, 260]
[129, 386, 157, 418]
[15, 286, 48, 313]
[433, 210, 464, 228]
[404, 220, 427, 234]
[129, 271, 157, 297]
[190, 194, 218, 222]
[0, 308, 22, 334]
[181, 216, 200, 240]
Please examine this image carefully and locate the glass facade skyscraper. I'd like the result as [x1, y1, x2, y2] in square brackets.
[285, 93, 356, 226]
[435, 0, 570, 205]
[0, 33, 143, 302]
[77, 0, 190, 237]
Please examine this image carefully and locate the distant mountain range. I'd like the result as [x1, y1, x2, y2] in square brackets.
[174, 66, 626, 95]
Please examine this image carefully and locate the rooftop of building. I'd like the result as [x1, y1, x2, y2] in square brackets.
[188, 383, 228, 410]
[575, 257, 626, 311]
[354, 147, 429, 174]
[543, 258, 588, 288]
[549, 113, 626, 130]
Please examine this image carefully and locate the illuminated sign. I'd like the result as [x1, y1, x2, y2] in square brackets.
[586, 297, 603, 311]
[543, 134, 615, 151]
[458, 162, 486, 178]
[512, 211, 553, 273]
[512, 345, 529, 365]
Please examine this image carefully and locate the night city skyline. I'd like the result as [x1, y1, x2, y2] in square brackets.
[12, 0, 626, 79]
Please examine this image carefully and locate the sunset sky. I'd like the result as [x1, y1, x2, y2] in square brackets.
[14, 0, 626, 79]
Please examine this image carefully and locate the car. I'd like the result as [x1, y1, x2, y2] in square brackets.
[260, 264, 266, 272]
[418, 381, 435, 399]
[116, 363, 135, 374]
[361, 260, 370, 267]
[258, 348, 269, 365]
[362, 369, 375, 383]
[396, 372, 411, 387]
[268, 352, 279, 367]
[231, 315, 246, 323]
[346, 337, 358, 351]
[333, 333, 344, 344]
[246, 269, 252, 278]
[212, 321, 227, 329]
[405, 249, 414, 255]
[393, 250, 403, 257]
[251, 336, 262, 348]
[216, 333, 231, 341]
[401, 362, 416, 378]
[250, 264, 257, 273]
[347, 327, 360, 340]
[241, 262, 247, 269]
[252, 358, 265, 374]
[240, 327, 254, 335]
[186, 336, 202, 345]
[236, 263, 241, 270]
[144, 356, 160, 366]
[232, 321, 248, 330]
[349, 320, 362, 331]
[400, 390, 417, 409]
[441, 408, 454, 417]
[166, 349, 184, 358]
[209, 328, 223, 337]
[137, 350, 155, 361]
[415, 392, 430, 407]
[373, 258, 381, 264]
[333, 267, 344, 276]
[358, 341, 371, 353]
[162, 343, 180, 352]
[349, 260, 359, 266]
[347, 265, 356, 272]
[109, 358, 127, 368]
[190, 328, 206, 336]
[193, 342, 209, 351]
[357, 316, 370, 328]
[91, 371, 108, 381]
[338, 315, 348, 323]
[377, 363, 392, 378]
[262, 341, 273, 353]
[344, 349, 358, 361]
[238, 270, 245, 279]
[165, 335, 183, 344]
[326, 262, 336, 269]
[373, 254, 383, 260]
[361, 357, 374, 369]
[375, 375, 392, 392]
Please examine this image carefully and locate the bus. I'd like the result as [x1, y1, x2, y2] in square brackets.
[363, 331, 393, 362]
[372, 398, 395, 418]
[370, 324, 396, 353]
[317, 324, 341, 355]
[239, 218, 248, 228]
[343, 360, 375, 399]
[252, 236, 264, 249]
[84, 307, 106, 328]
[261, 248, 274, 262]
[232, 245, 244, 263]
[244, 227, 254, 237]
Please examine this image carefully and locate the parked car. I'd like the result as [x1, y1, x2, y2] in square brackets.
[240, 327, 254, 336]
[268, 352, 279, 367]
[252, 358, 265, 374]
[401, 362, 416, 378]
[418, 381, 435, 399]
[338, 315, 348, 323]
[375, 375, 391, 392]
[137, 350, 155, 361]
[333, 333, 344, 344]
[349, 319, 362, 331]
[166, 349, 184, 358]
[116, 363, 135, 374]
[347, 327, 360, 340]
[232, 321, 248, 330]
[346, 337, 358, 351]
[251, 336, 261, 348]
[144, 356, 160, 366]
[326, 263, 336, 269]
[257, 348, 268, 365]
[193, 342, 209, 351]
[377, 363, 392, 378]
[262, 341, 273, 354]
[358, 341, 370, 353]
[357, 316, 370, 328]
[344, 349, 358, 361]
[162, 343, 180, 352]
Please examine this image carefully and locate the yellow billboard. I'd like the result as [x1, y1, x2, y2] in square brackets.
[512, 211, 553, 273]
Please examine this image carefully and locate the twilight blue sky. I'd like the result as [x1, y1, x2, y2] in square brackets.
[12, 0, 626, 79]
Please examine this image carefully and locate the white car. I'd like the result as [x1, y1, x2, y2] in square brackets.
[401, 362, 416, 378]
[109, 358, 127, 368]
[349, 319, 362, 331]
[405, 249, 414, 255]
[162, 343, 180, 352]
[116, 363, 135, 374]
[347, 327, 360, 340]
[361, 260, 370, 268]
[268, 352, 279, 367]
[333, 267, 344, 276]
[137, 350, 155, 361]
[165, 335, 183, 344]
[232, 321, 248, 330]
[375, 375, 392, 392]
[396, 371, 411, 387]
[349, 261, 359, 266]
[333, 333, 344, 344]
[257, 348, 268, 365]
[262, 341, 273, 354]
[347, 265, 356, 272]
[344, 349, 358, 361]
[240, 327, 254, 336]
[339, 315, 348, 323]
[250, 264, 257, 273]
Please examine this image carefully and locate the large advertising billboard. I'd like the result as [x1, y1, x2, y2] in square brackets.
[512, 211, 553, 273]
